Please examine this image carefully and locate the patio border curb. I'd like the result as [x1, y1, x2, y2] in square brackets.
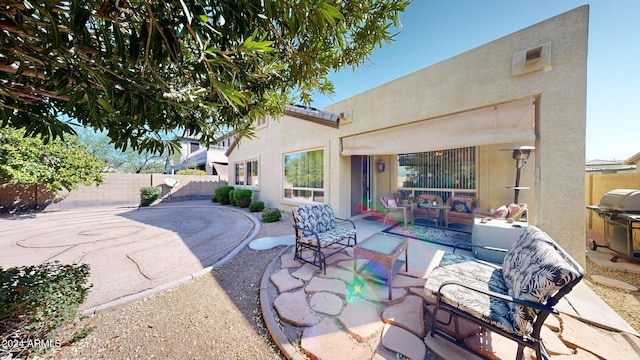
[259, 245, 307, 360]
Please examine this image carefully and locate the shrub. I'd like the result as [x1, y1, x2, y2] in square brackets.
[228, 189, 236, 206]
[0, 262, 92, 358]
[211, 194, 218, 203]
[249, 201, 265, 212]
[176, 169, 206, 175]
[140, 186, 161, 206]
[234, 189, 252, 208]
[214, 186, 235, 205]
[262, 208, 282, 223]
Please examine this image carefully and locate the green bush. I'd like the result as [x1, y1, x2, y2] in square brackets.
[234, 189, 252, 208]
[0, 262, 92, 357]
[176, 169, 206, 175]
[140, 186, 161, 206]
[228, 189, 236, 206]
[215, 186, 235, 205]
[262, 208, 282, 223]
[249, 201, 265, 212]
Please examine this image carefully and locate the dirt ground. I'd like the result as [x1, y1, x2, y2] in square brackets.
[47, 216, 640, 359]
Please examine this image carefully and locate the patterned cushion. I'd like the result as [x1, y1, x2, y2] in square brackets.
[452, 199, 472, 213]
[293, 204, 336, 236]
[493, 205, 508, 218]
[298, 227, 357, 247]
[293, 204, 354, 247]
[425, 267, 514, 334]
[437, 252, 506, 291]
[501, 226, 582, 336]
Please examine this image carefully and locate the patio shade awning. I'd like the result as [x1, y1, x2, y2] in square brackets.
[341, 97, 535, 155]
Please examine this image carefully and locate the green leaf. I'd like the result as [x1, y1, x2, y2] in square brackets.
[96, 97, 115, 113]
[73, 8, 91, 33]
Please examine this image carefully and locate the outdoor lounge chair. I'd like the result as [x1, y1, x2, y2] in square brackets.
[445, 196, 477, 228]
[476, 202, 528, 222]
[292, 203, 357, 274]
[380, 196, 414, 228]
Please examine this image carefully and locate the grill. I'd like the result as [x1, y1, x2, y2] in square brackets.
[587, 189, 640, 262]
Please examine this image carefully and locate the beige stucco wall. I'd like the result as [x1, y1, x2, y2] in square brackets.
[0, 174, 226, 212]
[229, 6, 588, 265]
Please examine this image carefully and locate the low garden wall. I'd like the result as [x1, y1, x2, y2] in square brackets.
[0, 173, 227, 213]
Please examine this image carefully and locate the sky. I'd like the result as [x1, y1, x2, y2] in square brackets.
[309, 1, 639, 161]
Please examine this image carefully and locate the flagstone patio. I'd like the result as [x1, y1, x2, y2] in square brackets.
[259, 218, 640, 360]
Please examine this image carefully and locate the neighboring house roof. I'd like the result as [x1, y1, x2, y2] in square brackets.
[624, 151, 640, 165]
[225, 105, 341, 157]
[586, 159, 636, 173]
[284, 105, 340, 129]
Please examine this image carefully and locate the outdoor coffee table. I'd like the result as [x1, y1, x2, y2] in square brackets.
[353, 233, 408, 300]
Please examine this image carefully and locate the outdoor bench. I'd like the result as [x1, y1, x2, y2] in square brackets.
[424, 225, 584, 360]
[292, 203, 357, 274]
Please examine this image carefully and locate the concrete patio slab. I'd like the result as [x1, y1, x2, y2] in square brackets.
[0, 201, 259, 313]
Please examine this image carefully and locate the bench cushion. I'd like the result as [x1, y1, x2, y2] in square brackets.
[501, 226, 582, 336]
[294, 204, 337, 235]
[425, 265, 514, 334]
[436, 252, 505, 289]
[297, 226, 357, 247]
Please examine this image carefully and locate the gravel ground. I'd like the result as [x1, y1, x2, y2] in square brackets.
[582, 258, 640, 334]
[46, 215, 640, 359]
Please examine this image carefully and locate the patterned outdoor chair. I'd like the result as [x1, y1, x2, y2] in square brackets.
[292, 203, 357, 274]
[424, 226, 584, 360]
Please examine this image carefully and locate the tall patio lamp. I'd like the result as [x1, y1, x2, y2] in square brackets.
[502, 146, 535, 203]
[377, 158, 386, 173]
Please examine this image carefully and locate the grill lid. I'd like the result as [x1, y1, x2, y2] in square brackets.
[598, 189, 640, 212]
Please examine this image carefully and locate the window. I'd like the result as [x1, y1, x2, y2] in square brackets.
[235, 163, 245, 185]
[246, 160, 258, 186]
[398, 147, 476, 201]
[235, 159, 259, 187]
[190, 142, 200, 153]
[283, 149, 324, 202]
[255, 117, 268, 128]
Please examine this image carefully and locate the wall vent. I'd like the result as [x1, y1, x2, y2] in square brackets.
[525, 46, 543, 62]
[512, 41, 551, 77]
[340, 109, 353, 125]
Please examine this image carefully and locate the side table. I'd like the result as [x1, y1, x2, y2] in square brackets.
[419, 203, 450, 228]
[353, 233, 408, 300]
[471, 217, 528, 263]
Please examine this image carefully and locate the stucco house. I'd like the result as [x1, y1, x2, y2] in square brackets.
[623, 152, 640, 173]
[166, 135, 230, 181]
[586, 159, 636, 174]
[227, 6, 589, 265]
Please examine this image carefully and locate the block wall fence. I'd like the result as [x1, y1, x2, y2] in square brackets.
[0, 173, 227, 213]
